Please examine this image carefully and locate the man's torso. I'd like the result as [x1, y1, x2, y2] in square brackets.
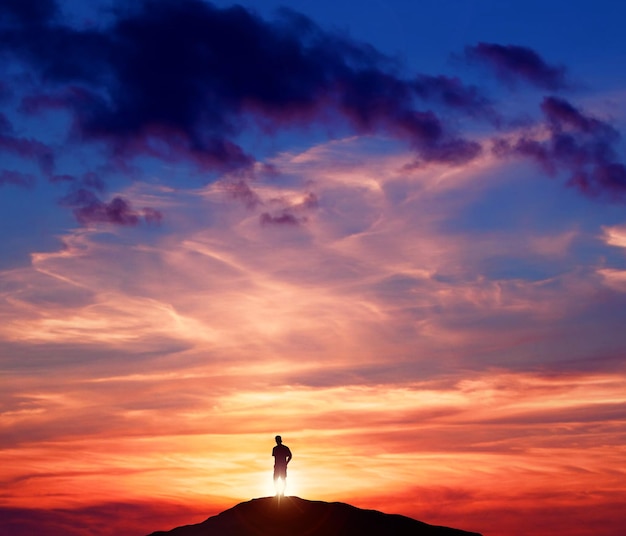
[272, 444, 291, 466]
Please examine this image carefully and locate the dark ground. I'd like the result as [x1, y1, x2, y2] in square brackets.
[147, 496, 483, 536]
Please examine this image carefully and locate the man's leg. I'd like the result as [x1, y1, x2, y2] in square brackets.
[273, 468, 281, 497]
[274, 467, 286, 496]
[273, 477, 280, 496]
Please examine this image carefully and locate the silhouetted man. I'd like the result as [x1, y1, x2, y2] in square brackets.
[272, 435, 292, 496]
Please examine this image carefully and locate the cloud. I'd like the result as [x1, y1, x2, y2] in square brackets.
[0, 134, 54, 174]
[540, 96, 609, 133]
[256, 187, 318, 226]
[4, 136, 619, 377]
[0, 501, 211, 536]
[1, 0, 484, 173]
[3, 1, 625, 220]
[60, 189, 162, 226]
[412, 74, 498, 122]
[260, 212, 303, 226]
[0, 169, 35, 188]
[493, 96, 626, 200]
[464, 42, 568, 89]
[222, 179, 262, 210]
[2, 134, 626, 534]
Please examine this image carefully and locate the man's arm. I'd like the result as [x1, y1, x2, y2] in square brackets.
[286, 447, 292, 464]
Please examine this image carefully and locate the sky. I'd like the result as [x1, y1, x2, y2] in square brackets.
[1, 1, 626, 535]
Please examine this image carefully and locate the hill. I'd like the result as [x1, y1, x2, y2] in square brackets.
[147, 496, 482, 536]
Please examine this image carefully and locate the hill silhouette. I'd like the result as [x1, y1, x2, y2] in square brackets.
[147, 496, 482, 536]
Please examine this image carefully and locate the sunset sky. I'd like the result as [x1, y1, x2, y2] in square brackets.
[2, 1, 626, 535]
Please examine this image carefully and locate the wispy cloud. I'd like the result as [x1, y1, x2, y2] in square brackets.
[464, 42, 569, 90]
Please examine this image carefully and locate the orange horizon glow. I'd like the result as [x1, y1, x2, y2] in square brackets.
[4, 370, 625, 534]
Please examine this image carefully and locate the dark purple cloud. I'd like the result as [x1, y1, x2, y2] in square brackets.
[255, 190, 319, 227]
[61, 189, 162, 226]
[420, 137, 483, 165]
[540, 96, 613, 135]
[301, 192, 319, 210]
[1, 0, 484, 171]
[142, 206, 163, 224]
[493, 96, 626, 199]
[257, 188, 319, 228]
[2, 1, 625, 209]
[412, 74, 498, 122]
[260, 212, 303, 226]
[465, 43, 568, 90]
[0, 132, 54, 175]
[18, 92, 69, 115]
[224, 180, 262, 210]
[0, 169, 36, 188]
[0, 134, 52, 162]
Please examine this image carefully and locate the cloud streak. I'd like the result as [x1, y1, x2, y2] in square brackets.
[464, 42, 568, 89]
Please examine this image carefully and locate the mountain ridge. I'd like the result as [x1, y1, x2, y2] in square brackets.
[147, 496, 482, 536]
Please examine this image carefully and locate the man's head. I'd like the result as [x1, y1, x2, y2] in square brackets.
[275, 435, 282, 445]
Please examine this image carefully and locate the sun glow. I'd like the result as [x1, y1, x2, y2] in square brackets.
[256, 470, 301, 498]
